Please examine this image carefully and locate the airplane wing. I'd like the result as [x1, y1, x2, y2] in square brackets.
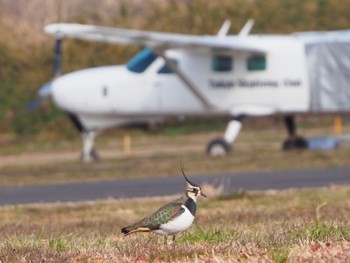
[44, 23, 266, 54]
[294, 30, 350, 44]
[44, 23, 266, 110]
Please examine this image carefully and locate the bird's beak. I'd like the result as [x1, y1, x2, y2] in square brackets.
[200, 191, 207, 198]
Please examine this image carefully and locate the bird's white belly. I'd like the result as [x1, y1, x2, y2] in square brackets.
[155, 205, 195, 235]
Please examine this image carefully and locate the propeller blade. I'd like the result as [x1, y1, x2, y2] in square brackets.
[26, 97, 46, 111]
[26, 82, 53, 111]
[53, 36, 63, 78]
[28, 34, 62, 111]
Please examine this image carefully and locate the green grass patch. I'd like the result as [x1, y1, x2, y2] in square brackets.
[304, 222, 350, 242]
[179, 227, 236, 244]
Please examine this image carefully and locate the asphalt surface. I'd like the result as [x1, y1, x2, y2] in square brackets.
[1, 166, 349, 206]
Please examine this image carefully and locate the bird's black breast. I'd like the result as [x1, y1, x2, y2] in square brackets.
[184, 198, 196, 217]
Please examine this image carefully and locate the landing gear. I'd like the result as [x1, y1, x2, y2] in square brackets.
[81, 131, 99, 162]
[207, 117, 243, 157]
[67, 113, 100, 162]
[282, 115, 308, 150]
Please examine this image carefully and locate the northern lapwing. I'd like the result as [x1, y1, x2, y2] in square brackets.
[121, 167, 207, 244]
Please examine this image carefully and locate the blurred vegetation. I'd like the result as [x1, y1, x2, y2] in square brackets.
[1, 0, 350, 139]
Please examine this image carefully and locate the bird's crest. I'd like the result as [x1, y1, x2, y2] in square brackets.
[180, 163, 196, 187]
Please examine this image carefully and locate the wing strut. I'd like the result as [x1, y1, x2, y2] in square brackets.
[154, 50, 212, 109]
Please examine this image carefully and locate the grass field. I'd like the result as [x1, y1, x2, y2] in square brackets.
[0, 118, 349, 261]
[0, 186, 349, 262]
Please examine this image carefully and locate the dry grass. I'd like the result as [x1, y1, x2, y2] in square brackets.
[0, 186, 349, 262]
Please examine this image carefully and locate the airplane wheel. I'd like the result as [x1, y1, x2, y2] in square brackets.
[282, 136, 308, 150]
[80, 148, 100, 162]
[207, 138, 231, 157]
[91, 148, 100, 161]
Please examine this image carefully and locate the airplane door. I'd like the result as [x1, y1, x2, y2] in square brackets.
[144, 76, 161, 112]
[154, 60, 203, 113]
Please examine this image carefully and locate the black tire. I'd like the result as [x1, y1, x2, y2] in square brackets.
[282, 136, 308, 150]
[207, 138, 231, 157]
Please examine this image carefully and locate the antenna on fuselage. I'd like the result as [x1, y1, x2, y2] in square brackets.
[217, 20, 231, 38]
[238, 19, 255, 36]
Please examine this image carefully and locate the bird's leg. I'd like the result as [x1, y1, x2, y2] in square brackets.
[163, 235, 168, 245]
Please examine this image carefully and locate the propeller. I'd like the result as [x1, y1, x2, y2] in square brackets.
[53, 35, 63, 78]
[27, 34, 63, 111]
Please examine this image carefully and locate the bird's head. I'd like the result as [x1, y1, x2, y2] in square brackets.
[181, 166, 207, 199]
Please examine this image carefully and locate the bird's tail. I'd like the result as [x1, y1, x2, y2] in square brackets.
[121, 226, 130, 235]
[121, 218, 151, 236]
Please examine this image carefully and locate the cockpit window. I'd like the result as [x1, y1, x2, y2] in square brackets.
[158, 59, 178, 74]
[127, 48, 158, 73]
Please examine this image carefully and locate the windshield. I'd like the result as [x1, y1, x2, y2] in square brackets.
[126, 48, 158, 73]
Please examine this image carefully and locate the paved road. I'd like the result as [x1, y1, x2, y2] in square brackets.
[1, 166, 349, 206]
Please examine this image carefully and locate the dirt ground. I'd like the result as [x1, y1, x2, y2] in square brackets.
[0, 133, 208, 168]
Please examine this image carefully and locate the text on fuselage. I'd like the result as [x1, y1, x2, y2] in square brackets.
[209, 78, 301, 89]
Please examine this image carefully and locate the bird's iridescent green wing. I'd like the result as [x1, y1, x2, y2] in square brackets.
[141, 198, 185, 229]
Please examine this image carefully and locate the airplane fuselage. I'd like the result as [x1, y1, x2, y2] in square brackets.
[39, 22, 350, 160]
[51, 35, 309, 130]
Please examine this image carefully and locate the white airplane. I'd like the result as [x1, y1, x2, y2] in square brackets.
[37, 20, 350, 161]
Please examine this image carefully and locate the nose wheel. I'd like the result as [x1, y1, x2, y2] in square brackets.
[66, 113, 100, 162]
[81, 131, 100, 162]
